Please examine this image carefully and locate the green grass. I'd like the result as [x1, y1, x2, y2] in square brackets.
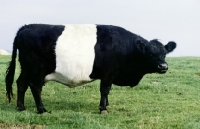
[0, 55, 200, 129]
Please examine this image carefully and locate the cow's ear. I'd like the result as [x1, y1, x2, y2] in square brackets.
[136, 39, 146, 54]
[165, 41, 176, 53]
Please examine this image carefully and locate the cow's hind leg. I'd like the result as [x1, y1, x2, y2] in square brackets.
[30, 85, 47, 114]
[29, 69, 48, 114]
[16, 72, 28, 111]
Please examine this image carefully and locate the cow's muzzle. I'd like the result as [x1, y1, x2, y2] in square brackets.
[157, 63, 168, 73]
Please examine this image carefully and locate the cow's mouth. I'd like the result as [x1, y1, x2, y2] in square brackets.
[157, 69, 167, 74]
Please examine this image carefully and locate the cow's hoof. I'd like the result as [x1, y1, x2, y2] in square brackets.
[100, 110, 108, 114]
[16, 106, 25, 111]
[37, 107, 50, 114]
[40, 111, 51, 114]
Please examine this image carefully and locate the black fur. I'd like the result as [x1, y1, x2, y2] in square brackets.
[91, 25, 176, 112]
[6, 24, 64, 113]
[5, 24, 176, 114]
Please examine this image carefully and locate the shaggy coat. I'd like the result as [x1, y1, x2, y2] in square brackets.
[6, 24, 176, 114]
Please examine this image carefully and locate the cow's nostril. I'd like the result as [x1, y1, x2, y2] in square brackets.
[158, 64, 162, 69]
[158, 63, 168, 69]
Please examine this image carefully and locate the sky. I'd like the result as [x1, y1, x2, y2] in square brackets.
[0, 0, 200, 57]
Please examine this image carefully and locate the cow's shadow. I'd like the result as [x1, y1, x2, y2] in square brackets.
[45, 100, 99, 113]
[1, 99, 100, 114]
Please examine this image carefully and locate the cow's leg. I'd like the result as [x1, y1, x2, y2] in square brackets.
[16, 72, 28, 111]
[29, 74, 47, 113]
[29, 63, 48, 114]
[30, 85, 47, 114]
[99, 80, 112, 114]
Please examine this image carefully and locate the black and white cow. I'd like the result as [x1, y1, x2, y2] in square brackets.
[6, 24, 176, 114]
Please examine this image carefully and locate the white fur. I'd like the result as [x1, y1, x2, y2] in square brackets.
[45, 24, 97, 87]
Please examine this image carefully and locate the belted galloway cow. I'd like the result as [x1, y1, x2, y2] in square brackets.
[6, 24, 176, 114]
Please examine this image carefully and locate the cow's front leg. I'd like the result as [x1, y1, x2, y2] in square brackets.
[99, 81, 112, 114]
[30, 86, 48, 114]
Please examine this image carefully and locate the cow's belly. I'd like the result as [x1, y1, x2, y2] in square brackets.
[45, 72, 94, 88]
[45, 24, 97, 88]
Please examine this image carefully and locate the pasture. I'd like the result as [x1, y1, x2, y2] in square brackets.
[0, 55, 200, 129]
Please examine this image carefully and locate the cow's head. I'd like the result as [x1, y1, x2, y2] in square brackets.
[136, 39, 176, 73]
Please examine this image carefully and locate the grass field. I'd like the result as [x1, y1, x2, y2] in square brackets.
[0, 55, 200, 129]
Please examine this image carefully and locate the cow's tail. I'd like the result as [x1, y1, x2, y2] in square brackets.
[5, 35, 18, 103]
